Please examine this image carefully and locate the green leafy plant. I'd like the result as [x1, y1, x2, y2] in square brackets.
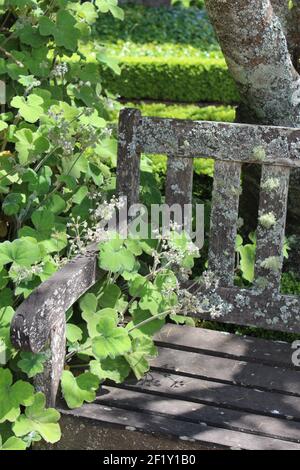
[0, 0, 124, 450]
[235, 232, 290, 284]
[61, 229, 201, 408]
[0, 2, 203, 448]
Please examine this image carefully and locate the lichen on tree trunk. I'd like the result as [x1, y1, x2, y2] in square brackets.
[205, 0, 300, 243]
[205, 0, 300, 126]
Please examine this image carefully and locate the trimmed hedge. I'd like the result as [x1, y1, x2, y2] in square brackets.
[96, 5, 216, 48]
[101, 56, 239, 103]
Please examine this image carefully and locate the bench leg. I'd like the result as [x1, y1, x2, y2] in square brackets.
[34, 314, 66, 407]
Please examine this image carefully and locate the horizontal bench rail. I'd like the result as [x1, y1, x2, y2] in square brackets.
[138, 117, 300, 166]
[189, 284, 300, 334]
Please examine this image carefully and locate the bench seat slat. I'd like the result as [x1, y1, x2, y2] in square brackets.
[155, 324, 295, 368]
[118, 370, 300, 422]
[98, 386, 300, 444]
[152, 346, 300, 396]
[61, 402, 300, 450]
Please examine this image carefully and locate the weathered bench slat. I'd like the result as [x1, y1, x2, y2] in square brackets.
[116, 108, 141, 208]
[192, 286, 300, 334]
[10, 243, 101, 406]
[61, 402, 300, 450]
[139, 117, 300, 166]
[155, 324, 295, 368]
[10, 243, 100, 352]
[254, 165, 290, 291]
[98, 386, 300, 443]
[208, 161, 241, 286]
[152, 346, 300, 396]
[120, 370, 300, 421]
[165, 157, 194, 233]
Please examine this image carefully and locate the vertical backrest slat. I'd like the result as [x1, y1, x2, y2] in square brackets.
[116, 108, 142, 207]
[208, 161, 242, 287]
[254, 165, 290, 292]
[165, 157, 194, 233]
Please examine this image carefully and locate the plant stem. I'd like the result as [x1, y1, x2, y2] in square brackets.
[0, 46, 24, 67]
[127, 309, 173, 333]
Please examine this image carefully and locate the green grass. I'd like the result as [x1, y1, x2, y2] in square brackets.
[105, 42, 222, 59]
[130, 102, 235, 120]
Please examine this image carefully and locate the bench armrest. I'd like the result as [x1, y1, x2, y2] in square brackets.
[10, 243, 101, 406]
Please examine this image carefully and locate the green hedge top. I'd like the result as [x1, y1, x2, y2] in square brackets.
[101, 56, 240, 103]
[128, 102, 236, 121]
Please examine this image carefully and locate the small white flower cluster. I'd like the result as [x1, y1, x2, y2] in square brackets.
[65, 197, 126, 257]
[66, 216, 90, 256]
[48, 111, 75, 156]
[93, 196, 126, 222]
[105, 98, 116, 111]
[79, 80, 91, 87]
[25, 78, 41, 94]
[199, 270, 220, 291]
[177, 288, 203, 316]
[151, 224, 199, 280]
[83, 107, 94, 117]
[9, 263, 44, 286]
[52, 62, 68, 78]
[15, 17, 31, 30]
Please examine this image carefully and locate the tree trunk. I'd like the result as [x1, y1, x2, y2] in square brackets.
[205, 0, 300, 242]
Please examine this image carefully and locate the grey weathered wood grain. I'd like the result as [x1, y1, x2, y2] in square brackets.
[116, 108, 142, 209]
[11, 243, 100, 353]
[254, 165, 290, 292]
[191, 285, 300, 334]
[152, 346, 300, 396]
[98, 385, 300, 443]
[138, 117, 300, 166]
[34, 315, 66, 407]
[208, 161, 242, 286]
[119, 370, 300, 421]
[165, 157, 194, 233]
[10, 244, 101, 406]
[61, 402, 300, 450]
[155, 324, 296, 368]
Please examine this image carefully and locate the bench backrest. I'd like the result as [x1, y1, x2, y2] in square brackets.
[117, 108, 300, 335]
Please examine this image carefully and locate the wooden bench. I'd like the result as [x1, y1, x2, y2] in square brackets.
[10, 108, 300, 450]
